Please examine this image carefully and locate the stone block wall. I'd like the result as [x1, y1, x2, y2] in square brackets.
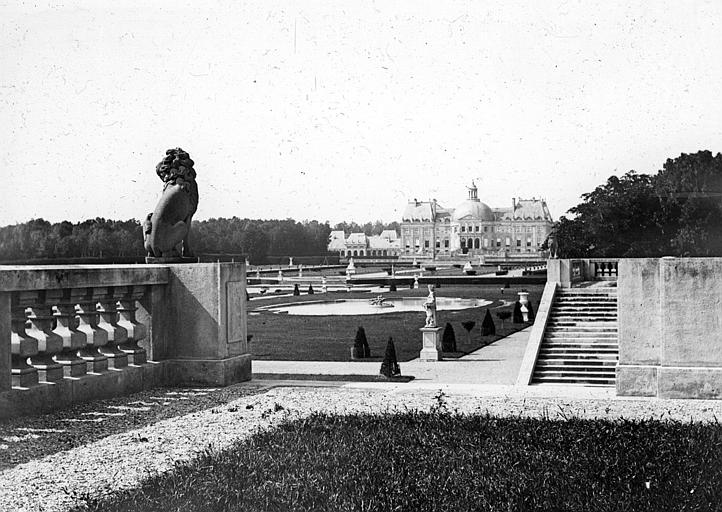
[617, 257, 722, 399]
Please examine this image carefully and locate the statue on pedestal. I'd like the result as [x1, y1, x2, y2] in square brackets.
[144, 148, 199, 261]
[423, 285, 437, 328]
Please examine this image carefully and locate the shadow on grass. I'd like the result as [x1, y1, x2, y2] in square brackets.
[73, 412, 722, 512]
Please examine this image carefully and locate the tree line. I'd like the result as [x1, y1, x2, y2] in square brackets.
[0, 217, 399, 263]
[554, 150, 722, 257]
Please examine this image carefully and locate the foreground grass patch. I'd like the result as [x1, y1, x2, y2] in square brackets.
[78, 412, 721, 512]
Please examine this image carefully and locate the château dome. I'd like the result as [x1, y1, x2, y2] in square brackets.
[452, 182, 494, 222]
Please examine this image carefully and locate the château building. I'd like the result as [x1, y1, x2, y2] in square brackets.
[399, 183, 554, 259]
[328, 182, 554, 260]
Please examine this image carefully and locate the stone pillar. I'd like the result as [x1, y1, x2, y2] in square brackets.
[419, 326, 443, 362]
[0, 293, 10, 391]
[10, 297, 38, 388]
[158, 263, 251, 386]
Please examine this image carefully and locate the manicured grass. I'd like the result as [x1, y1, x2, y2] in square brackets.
[76, 412, 722, 512]
[248, 285, 542, 362]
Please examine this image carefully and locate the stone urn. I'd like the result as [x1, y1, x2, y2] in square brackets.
[518, 291, 530, 322]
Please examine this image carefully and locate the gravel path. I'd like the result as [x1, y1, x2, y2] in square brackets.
[0, 382, 720, 512]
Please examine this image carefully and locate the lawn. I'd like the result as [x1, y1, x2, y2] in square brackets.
[248, 285, 542, 362]
[75, 412, 722, 512]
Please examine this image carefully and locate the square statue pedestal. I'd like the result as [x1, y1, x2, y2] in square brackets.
[419, 326, 443, 362]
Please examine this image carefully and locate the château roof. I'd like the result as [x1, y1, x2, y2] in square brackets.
[498, 199, 552, 221]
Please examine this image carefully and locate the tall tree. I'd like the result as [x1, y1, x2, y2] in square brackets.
[555, 151, 722, 257]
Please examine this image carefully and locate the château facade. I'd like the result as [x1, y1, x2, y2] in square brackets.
[400, 183, 554, 259]
[327, 183, 554, 260]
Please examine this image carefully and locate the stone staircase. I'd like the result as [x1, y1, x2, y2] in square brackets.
[532, 287, 618, 386]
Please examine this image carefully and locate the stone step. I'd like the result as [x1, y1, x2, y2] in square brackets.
[533, 368, 616, 378]
[546, 326, 618, 332]
[553, 301, 617, 306]
[546, 331, 617, 338]
[548, 317, 617, 322]
[550, 304, 617, 313]
[544, 344, 618, 350]
[554, 290, 617, 297]
[540, 348, 618, 355]
[536, 359, 618, 366]
[531, 375, 616, 386]
[543, 339, 619, 346]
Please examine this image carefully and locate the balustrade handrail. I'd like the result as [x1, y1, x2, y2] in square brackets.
[0, 264, 169, 291]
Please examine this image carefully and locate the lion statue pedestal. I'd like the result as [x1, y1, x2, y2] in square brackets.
[144, 147, 199, 263]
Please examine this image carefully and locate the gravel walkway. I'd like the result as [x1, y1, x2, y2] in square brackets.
[0, 382, 720, 512]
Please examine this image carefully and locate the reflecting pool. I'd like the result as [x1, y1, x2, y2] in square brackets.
[258, 297, 492, 316]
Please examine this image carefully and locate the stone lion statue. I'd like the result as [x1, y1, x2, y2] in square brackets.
[144, 148, 199, 259]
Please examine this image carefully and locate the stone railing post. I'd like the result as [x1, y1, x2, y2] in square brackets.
[52, 288, 87, 378]
[117, 285, 148, 365]
[23, 291, 64, 383]
[0, 292, 10, 392]
[76, 288, 109, 373]
[10, 294, 38, 388]
[96, 287, 129, 369]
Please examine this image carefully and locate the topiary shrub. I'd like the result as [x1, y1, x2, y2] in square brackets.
[441, 322, 456, 352]
[496, 311, 511, 329]
[351, 326, 371, 359]
[513, 301, 524, 323]
[461, 320, 476, 345]
[380, 337, 400, 378]
[293, 284, 300, 296]
[389, 281, 397, 292]
[481, 309, 496, 336]
[307, 284, 314, 294]
[526, 300, 535, 321]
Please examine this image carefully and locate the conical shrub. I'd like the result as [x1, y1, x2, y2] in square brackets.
[351, 326, 370, 359]
[441, 322, 456, 352]
[380, 337, 400, 378]
[389, 281, 397, 292]
[481, 309, 496, 336]
[307, 284, 314, 294]
[293, 284, 300, 296]
[513, 301, 524, 323]
[526, 300, 535, 321]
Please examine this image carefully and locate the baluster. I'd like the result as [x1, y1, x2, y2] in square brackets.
[76, 288, 108, 373]
[24, 291, 64, 383]
[97, 287, 128, 369]
[52, 288, 87, 378]
[118, 286, 148, 364]
[117, 285, 148, 365]
[612, 261, 618, 276]
[10, 294, 38, 388]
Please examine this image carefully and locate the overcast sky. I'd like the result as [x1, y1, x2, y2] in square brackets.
[2, 0, 721, 226]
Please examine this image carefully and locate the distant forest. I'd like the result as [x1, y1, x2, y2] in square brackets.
[0, 217, 400, 263]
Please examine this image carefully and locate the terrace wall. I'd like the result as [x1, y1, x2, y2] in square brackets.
[0, 263, 250, 419]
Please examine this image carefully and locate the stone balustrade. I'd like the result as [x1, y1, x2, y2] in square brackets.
[547, 258, 620, 287]
[0, 263, 251, 418]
